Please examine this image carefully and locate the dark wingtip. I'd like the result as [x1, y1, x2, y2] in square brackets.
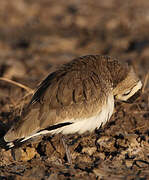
[0, 137, 24, 150]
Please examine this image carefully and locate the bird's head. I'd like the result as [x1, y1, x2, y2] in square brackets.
[113, 67, 142, 103]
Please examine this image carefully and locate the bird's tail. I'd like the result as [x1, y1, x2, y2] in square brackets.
[0, 122, 73, 150]
[0, 136, 25, 150]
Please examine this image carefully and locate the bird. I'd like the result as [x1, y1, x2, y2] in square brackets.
[1, 55, 142, 149]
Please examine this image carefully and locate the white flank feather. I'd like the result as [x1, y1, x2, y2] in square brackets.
[14, 94, 114, 145]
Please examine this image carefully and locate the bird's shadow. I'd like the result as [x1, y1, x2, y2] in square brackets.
[0, 120, 7, 138]
[0, 121, 9, 149]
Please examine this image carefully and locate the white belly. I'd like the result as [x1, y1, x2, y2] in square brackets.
[49, 94, 114, 134]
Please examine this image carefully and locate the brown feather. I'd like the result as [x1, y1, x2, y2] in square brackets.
[4, 55, 139, 143]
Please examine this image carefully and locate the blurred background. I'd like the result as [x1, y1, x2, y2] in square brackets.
[0, 0, 148, 89]
[0, 1, 149, 179]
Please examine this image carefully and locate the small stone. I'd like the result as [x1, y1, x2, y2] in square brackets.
[97, 136, 116, 151]
[0, 149, 14, 166]
[48, 173, 59, 180]
[125, 160, 133, 168]
[82, 147, 97, 156]
[12, 147, 37, 161]
[97, 152, 106, 160]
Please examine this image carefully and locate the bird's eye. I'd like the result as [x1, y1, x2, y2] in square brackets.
[123, 90, 131, 96]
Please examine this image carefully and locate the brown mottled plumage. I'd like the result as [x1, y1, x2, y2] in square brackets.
[3, 55, 142, 148]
